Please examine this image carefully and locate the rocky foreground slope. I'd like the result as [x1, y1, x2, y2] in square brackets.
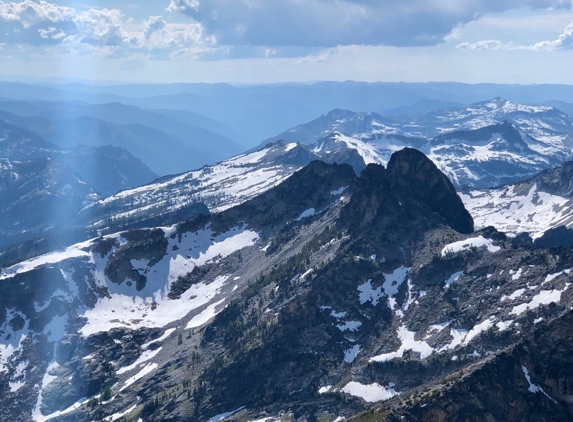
[2, 150, 573, 422]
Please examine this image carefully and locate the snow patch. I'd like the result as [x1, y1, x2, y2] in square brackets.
[441, 236, 500, 256]
[337, 321, 362, 332]
[544, 268, 572, 285]
[141, 328, 176, 350]
[284, 143, 298, 152]
[186, 298, 226, 329]
[120, 363, 158, 391]
[330, 186, 348, 196]
[295, 208, 316, 221]
[462, 317, 495, 346]
[511, 285, 570, 316]
[0, 246, 90, 280]
[444, 271, 463, 289]
[344, 344, 361, 363]
[522, 365, 557, 403]
[341, 381, 401, 403]
[501, 289, 526, 302]
[105, 404, 138, 421]
[205, 406, 245, 422]
[370, 325, 434, 362]
[117, 347, 162, 375]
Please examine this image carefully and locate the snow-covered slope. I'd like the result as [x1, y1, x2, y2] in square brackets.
[416, 98, 573, 140]
[75, 140, 319, 234]
[266, 99, 573, 188]
[461, 184, 572, 239]
[461, 161, 573, 238]
[0, 159, 355, 422]
[0, 222, 260, 421]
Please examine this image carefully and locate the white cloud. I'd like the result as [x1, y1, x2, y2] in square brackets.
[0, 0, 75, 28]
[144, 15, 166, 39]
[167, 0, 200, 14]
[73, 8, 126, 46]
[531, 21, 573, 49]
[457, 40, 515, 50]
[0, 0, 213, 58]
[166, 0, 573, 48]
[38, 27, 65, 40]
[1, 0, 572, 63]
[457, 20, 573, 50]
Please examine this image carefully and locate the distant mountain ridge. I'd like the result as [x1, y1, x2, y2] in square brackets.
[264, 98, 573, 188]
[7, 80, 573, 149]
[0, 120, 158, 250]
[0, 98, 243, 175]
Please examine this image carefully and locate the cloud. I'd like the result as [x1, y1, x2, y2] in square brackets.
[167, 0, 199, 14]
[457, 20, 573, 51]
[0, 0, 75, 28]
[2, 0, 573, 63]
[73, 8, 126, 46]
[531, 21, 573, 50]
[38, 27, 65, 40]
[457, 40, 515, 50]
[0, 0, 214, 58]
[0, 1, 128, 46]
[166, 0, 573, 48]
[144, 15, 166, 39]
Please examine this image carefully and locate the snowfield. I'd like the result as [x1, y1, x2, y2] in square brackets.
[441, 236, 500, 256]
[341, 381, 401, 402]
[461, 184, 572, 238]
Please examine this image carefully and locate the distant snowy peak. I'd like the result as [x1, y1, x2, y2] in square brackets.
[419, 97, 573, 138]
[263, 98, 573, 188]
[481, 97, 553, 113]
[269, 98, 573, 145]
[269, 109, 405, 145]
[307, 123, 566, 188]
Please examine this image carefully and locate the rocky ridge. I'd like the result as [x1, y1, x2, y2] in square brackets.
[2, 150, 573, 421]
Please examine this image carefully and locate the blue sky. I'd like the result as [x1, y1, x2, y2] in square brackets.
[0, 0, 572, 83]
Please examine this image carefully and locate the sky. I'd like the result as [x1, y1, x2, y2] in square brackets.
[0, 0, 573, 84]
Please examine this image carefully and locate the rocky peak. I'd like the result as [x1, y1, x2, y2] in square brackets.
[261, 140, 319, 166]
[386, 148, 474, 234]
[341, 148, 473, 237]
[226, 160, 356, 229]
[530, 160, 573, 197]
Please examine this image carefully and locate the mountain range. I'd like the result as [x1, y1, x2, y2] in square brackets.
[0, 99, 243, 176]
[2, 149, 573, 421]
[0, 120, 157, 250]
[4, 81, 573, 422]
[3, 81, 573, 148]
[4, 95, 573, 263]
[265, 98, 573, 188]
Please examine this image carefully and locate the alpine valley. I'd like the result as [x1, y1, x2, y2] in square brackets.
[4, 87, 573, 422]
